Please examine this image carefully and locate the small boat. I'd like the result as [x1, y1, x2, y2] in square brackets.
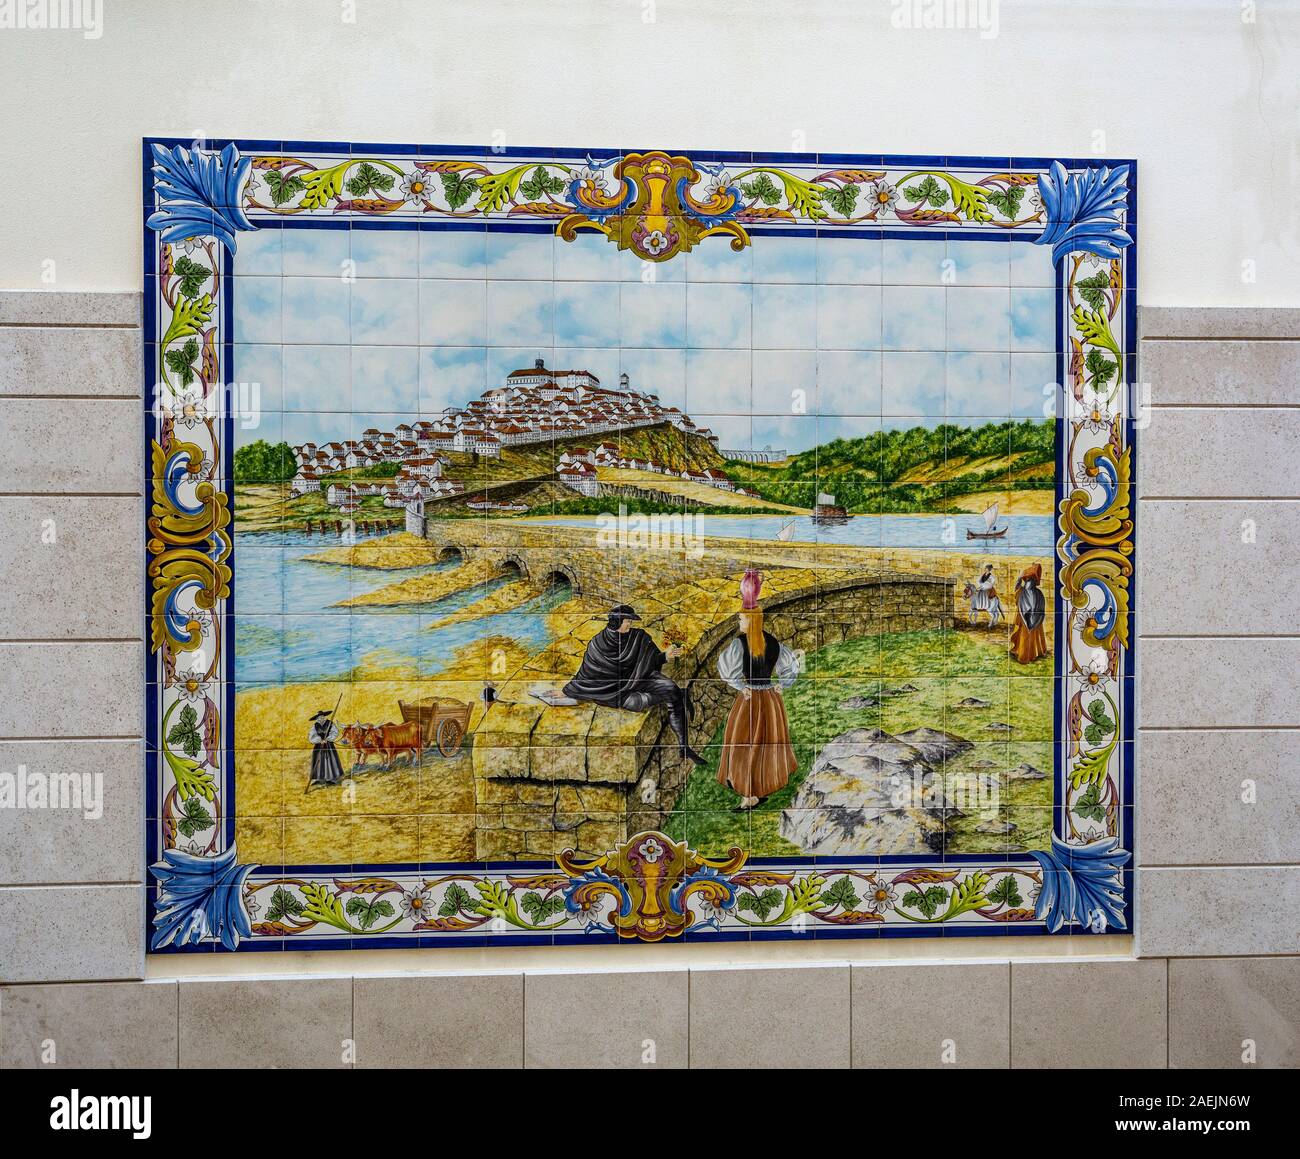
[777, 518, 798, 542]
[966, 502, 1008, 540]
[810, 492, 852, 525]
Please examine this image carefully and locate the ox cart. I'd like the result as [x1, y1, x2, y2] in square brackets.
[399, 696, 472, 758]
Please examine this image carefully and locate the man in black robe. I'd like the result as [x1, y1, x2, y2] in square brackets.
[307, 709, 345, 789]
[563, 605, 704, 765]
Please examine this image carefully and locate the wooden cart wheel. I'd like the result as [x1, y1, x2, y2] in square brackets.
[436, 717, 464, 757]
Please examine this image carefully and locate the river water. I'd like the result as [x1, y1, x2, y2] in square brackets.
[527, 511, 1055, 551]
[233, 530, 568, 687]
[234, 513, 1052, 687]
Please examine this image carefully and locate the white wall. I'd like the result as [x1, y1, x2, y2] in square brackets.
[0, 0, 1297, 302]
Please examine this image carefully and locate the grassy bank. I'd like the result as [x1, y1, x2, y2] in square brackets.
[665, 628, 1054, 857]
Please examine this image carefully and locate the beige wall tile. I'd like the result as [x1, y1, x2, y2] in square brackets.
[689, 963, 849, 1068]
[0, 399, 142, 493]
[0, 885, 143, 983]
[1138, 731, 1299, 866]
[0, 740, 143, 885]
[1138, 867, 1300, 957]
[0, 327, 141, 397]
[0, 498, 141, 639]
[1140, 639, 1299, 728]
[1169, 957, 1300, 1069]
[0, 980, 175, 1068]
[0, 643, 142, 737]
[852, 961, 1009, 1068]
[355, 972, 521, 1068]
[1012, 959, 1166, 1068]
[524, 968, 686, 1068]
[179, 977, 352, 1068]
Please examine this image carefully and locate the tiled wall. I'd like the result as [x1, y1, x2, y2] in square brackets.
[1135, 308, 1300, 960]
[0, 292, 145, 983]
[0, 293, 1295, 1067]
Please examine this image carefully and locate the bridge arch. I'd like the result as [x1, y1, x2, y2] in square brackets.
[437, 543, 469, 562]
[539, 564, 580, 594]
[497, 553, 530, 579]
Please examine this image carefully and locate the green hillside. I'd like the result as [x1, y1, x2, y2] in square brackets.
[726, 419, 1054, 513]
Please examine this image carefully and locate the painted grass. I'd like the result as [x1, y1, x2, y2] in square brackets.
[666, 628, 1054, 858]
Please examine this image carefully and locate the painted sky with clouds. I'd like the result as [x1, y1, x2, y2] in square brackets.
[233, 226, 1058, 453]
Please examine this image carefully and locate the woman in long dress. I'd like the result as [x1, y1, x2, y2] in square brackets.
[716, 572, 800, 809]
[307, 710, 345, 789]
[1010, 562, 1049, 664]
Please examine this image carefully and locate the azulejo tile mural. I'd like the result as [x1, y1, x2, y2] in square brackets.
[144, 139, 1136, 951]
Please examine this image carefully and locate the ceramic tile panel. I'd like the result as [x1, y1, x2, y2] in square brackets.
[141, 140, 1137, 955]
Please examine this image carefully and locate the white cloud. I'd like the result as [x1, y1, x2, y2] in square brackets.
[752, 236, 816, 283]
[817, 284, 882, 350]
[486, 231, 553, 281]
[352, 229, 418, 279]
[352, 345, 420, 413]
[946, 239, 1010, 287]
[554, 281, 620, 348]
[282, 344, 350, 413]
[420, 279, 487, 346]
[817, 236, 882, 285]
[686, 283, 751, 348]
[419, 346, 487, 414]
[882, 286, 944, 351]
[882, 350, 944, 417]
[946, 351, 1010, 417]
[620, 282, 685, 347]
[753, 349, 815, 415]
[352, 278, 419, 345]
[419, 229, 487, 280]
[686, 349, 747, 414]
[1011, 352, 1057, 418]
[487, 281, 554, 347]
[818, 349, 881, 416]
[1011, 288, 1056, 352]
[754, 284, 816, 348]
[946, 287, 1011, 352]
[882, 239, 945, 286]
[282, 228, 349, 277]
[621, 348, 686, 408]
[282, 276, 348, 345]
[233, 276, 283, 345]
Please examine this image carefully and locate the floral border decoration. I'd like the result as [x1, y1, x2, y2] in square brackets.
[243, 149, 1053, 264]
[144, 140, 1135, 950]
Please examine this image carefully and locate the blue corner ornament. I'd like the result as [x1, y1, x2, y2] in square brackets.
[1028, 834, 1130, 934]
[1034, 160, 1133, 266]
[150, 844, 256, 950]
[146, 142, 256, 253]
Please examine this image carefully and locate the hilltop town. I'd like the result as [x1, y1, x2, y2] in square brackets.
[287, 359, 755, 516]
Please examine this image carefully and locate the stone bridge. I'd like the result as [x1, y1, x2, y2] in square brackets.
[416, 514, 736, 602]
[412, 517, 1052, 861]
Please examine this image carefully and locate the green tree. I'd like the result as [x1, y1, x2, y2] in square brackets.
[233, 439, 297, 484]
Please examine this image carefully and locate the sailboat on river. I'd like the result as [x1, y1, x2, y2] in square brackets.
[966, 501, 1008, 540]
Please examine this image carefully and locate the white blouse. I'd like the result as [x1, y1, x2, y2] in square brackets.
[716, 636, 800, 692]
[307, 721, 339, 744]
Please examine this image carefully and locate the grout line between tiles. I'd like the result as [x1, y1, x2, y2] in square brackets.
[1138, 496, 1300, 502]
[0, 322, 141, 331]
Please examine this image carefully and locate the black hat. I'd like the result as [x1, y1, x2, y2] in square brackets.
[310, 710, 334, 721]
[607, 604, 641, 622]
